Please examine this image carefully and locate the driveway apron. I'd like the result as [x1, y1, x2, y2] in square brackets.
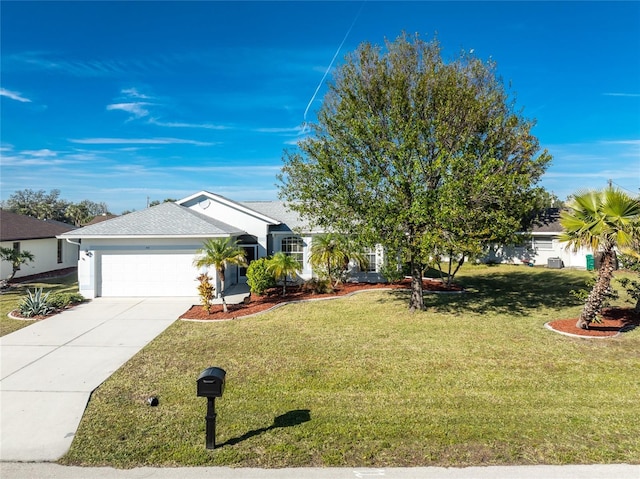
[0, 297, 196, 462]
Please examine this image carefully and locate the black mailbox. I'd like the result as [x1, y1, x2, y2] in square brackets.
[197, 367, 226, 398]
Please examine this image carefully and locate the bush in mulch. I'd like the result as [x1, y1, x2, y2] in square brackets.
[547, 307, 640, 338]
[180, 278, 461, 321]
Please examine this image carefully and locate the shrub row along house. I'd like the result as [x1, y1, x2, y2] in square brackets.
[0, 209, 79, 281]
[58, 191, 384, 298]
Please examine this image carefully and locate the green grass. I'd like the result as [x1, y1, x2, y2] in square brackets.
[61, 265, 640, 468]
[0, 272, 79, 336]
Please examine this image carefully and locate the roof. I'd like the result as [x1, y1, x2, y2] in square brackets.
[531, 208, 563, 234]
[178, 190, 282, 225]
[59, 202, 245, 238]
[0, 210, 76, 241]
[241, 201, 323, 233]
[85, 213, 119, 226]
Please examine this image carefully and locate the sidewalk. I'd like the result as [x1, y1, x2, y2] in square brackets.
[1, 463, 638, 479]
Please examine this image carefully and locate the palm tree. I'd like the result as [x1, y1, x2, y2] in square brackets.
[0, 247, 35, 281]
[559, 187, 640, 329]
[193, 238, 246, 313]
[309, 233, 367, 287]
[267, 252, 302, 295]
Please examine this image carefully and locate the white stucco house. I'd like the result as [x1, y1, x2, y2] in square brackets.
[482, 209, 593, 269]
[58, 191, 384, 298]
[1, 210, 79, 281]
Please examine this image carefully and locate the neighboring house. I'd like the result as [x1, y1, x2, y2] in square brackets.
[483, 208, 592, 268]
[59, 191, 384, 299]
[0, 210, 79, 280]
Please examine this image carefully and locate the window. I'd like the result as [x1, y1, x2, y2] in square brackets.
[281, 236, 304, 269]
[363, 247, 377, 272]
[533, 237, 553, 250]
[57, 239, 63, 263]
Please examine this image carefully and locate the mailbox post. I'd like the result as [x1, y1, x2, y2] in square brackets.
[197, 367, 226, 449]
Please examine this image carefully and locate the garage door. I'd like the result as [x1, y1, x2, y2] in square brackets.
[100, 253, 199, 297]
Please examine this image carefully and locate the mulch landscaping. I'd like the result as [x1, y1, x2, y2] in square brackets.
[179, 278, 461, 321]
[546, 307, 640, 338]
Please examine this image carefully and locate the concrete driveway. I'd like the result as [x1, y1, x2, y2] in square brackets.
[0, 297, 196, 461]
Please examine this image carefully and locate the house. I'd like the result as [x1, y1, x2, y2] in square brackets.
[482, 208, 592, 268]
[0, 210, 79, 281]
[59, 191, 384, 298]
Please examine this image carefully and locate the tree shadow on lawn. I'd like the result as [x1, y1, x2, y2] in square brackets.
[217, 409, 311, 448]
[384, 269, 587, 316]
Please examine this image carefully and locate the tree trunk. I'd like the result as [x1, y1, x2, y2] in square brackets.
[576, 250, 616, 329]
[409, 258, 425, 312]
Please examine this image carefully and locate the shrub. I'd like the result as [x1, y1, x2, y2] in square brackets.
[618, 253, 640, 273]
[19, 287, 55, 318]
[47, 292, 85, 309]
[380, 259, 404, 284]
[196, 273, 215, 313]
[246, 258, 276, 295]
[302, 278, 334, 294]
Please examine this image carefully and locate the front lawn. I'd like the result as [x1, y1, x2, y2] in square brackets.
[0, 272, 79, 337]
[60, 265, 640, 468]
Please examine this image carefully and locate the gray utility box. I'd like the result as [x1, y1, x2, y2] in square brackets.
[197, 367, 226, 398]
[547, 257, 564, 269]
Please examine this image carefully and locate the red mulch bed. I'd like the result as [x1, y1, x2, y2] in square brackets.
[547, 307, 640, 338]
[180, 278, 461, 321]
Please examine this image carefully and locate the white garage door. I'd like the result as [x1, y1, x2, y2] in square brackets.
[100, 253, 199, 297]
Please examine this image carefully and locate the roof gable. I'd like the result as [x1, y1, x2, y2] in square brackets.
[178, 190, 282, 225]
[1, 210, 76, 241]
[59, 202, 245, 238]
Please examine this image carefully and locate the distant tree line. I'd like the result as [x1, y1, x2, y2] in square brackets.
[2, 189, 110, 226]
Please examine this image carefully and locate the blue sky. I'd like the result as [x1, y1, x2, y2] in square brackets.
[1, 1, 638, 214]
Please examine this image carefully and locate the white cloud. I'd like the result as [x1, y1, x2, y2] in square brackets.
[0, 88, 32, 102]
[121, 88, 152, 99]
[106, 102, 153, 119]
[148, 118, 229, 130]
[22, 149, 57, 157]
[68, 137, 216, 146]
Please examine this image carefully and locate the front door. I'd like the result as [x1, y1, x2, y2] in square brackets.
[239, 245, 257, 281]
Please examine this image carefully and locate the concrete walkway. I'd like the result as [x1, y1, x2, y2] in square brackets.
[0, 297, 197, 461]
[1, 463, 638, 479]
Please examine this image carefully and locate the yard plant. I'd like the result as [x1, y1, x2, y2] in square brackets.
[61, 265, 639, 468]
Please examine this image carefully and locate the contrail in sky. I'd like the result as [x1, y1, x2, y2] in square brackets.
[302, 1, 366, 131]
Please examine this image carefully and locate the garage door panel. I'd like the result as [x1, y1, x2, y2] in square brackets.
[100, 253, 199, 297]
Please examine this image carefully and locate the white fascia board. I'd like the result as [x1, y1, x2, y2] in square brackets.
[58, 234, 233, 240]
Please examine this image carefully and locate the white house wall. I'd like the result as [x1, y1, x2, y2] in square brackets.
[181, 197, 271, 258]
[483, 235, 592, 269]
[1, 238, 78, 280]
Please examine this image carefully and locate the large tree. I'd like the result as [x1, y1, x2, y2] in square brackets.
[559, 187, 640, 329]
[279, 34, 550, 311]
[193, 238, 246, 313]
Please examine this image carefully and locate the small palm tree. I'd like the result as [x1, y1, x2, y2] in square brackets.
[0, 247, 35, 281]
[193, 238, 246, 313]
[268, 252, 302, 295]
[309, 233, 367, 287]
[559, 187, 640, 329]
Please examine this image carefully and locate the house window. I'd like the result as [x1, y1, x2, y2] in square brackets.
[57, 239, 63, 264]
[363, 247, 377, 272]
[281, 236, 304, 269]
[534, 237, 553, 250]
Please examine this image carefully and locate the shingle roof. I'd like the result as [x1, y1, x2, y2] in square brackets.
[241, 201, 323, 232]
[531, 208, 563, 234]
[0, 210, 76, 241]
[59, 202, 245, 238]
